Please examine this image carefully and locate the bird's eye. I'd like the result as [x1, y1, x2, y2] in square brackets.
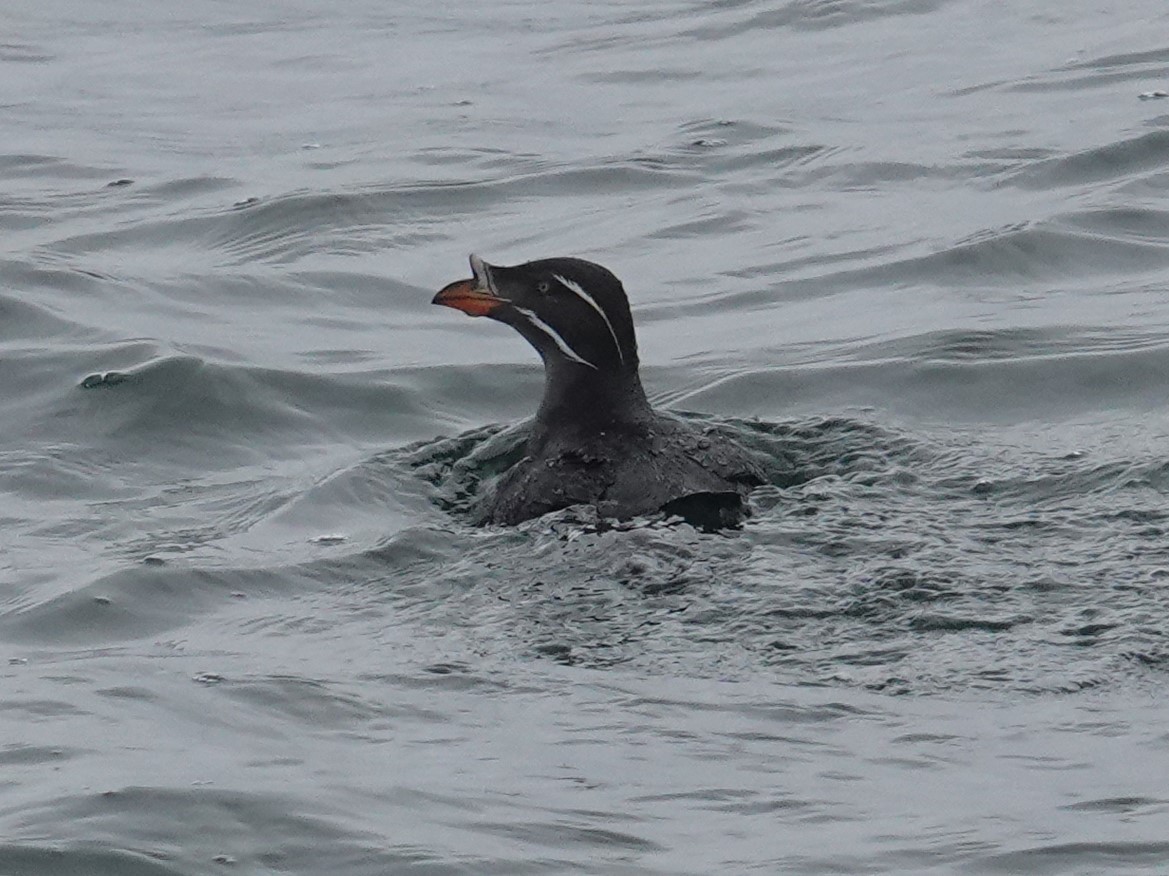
[536, 280, 551, 294]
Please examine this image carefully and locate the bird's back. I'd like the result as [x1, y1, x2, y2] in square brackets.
[474, 412, 763, 526]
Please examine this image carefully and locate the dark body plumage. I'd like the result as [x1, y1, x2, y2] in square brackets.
[433, 255, 763, 526]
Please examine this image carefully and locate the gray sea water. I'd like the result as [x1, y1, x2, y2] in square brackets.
[4, 1, 1169, 873]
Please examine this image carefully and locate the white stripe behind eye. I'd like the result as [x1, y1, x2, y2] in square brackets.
[515, 307, 598, 370]
[552, 274, 625, 365]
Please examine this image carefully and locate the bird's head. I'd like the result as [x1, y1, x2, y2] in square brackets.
[433, 254, 639, 376]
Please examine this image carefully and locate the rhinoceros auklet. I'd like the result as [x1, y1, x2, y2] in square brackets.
[433, 254, 763, 526]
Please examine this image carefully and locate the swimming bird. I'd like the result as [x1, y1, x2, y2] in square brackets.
[433, 254, 763, 526]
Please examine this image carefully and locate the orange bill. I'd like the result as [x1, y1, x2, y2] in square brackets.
[432, 278, 504, 317]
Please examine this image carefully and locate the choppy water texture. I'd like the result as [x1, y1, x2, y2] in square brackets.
[4, 1, 1169, 873]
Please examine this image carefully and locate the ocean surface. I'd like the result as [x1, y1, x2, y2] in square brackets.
[4, 0, 1169, 872]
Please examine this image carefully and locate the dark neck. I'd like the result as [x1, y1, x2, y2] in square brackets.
[530, 362, 652, 450]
